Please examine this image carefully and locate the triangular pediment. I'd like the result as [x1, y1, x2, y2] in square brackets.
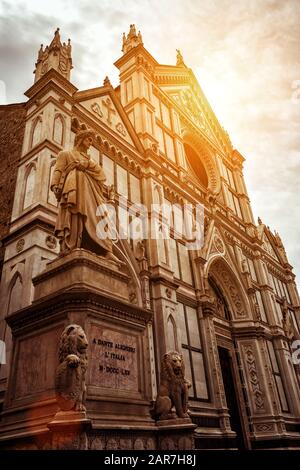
[262, 231, 281, 262]
[203, 224, 228, 262]
[154, 66, 232, 155]
[74, 87, 144, 152]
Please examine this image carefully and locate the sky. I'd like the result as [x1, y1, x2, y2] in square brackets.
[0, 0, 299, 286]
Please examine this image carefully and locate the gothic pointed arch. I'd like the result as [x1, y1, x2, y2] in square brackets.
[208, 276, 231, 320]
[29, 115, 42, 149]
[23, 160, 37, 209]
[182, 129, 221, 195]
[53, 113, 65, 146]
[166, 310, 178, 351]
[205, 256, 252, 320]
[7, 271, 23, 315]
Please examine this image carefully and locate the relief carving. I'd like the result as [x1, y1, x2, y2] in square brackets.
[243, 344, 265, 412]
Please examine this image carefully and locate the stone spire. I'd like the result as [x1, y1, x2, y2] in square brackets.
[122, 24, 143, 54]
[34, 28, 73, 83]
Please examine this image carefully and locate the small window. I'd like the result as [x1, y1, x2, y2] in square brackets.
[146, 108, 153, 134]
[267, 341, 289, 413]
[102, 155, 114, 186]
[161, 102, 171, 128]
[129, 174, 141, 204]
[177, 302, 209, 401]
[116, 165, 128, 199]
[156, 125, 165, 154]
[177, 243, 193, 285]
[125, 78, 133, 103]
[153, 94, 161, 120]
[165, 133, 175, 162]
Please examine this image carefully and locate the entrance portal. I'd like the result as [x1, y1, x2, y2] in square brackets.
[218, 346, 247, 450]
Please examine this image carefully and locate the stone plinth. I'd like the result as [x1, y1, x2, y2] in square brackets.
[48, 411, 91, 450]
[33, 248, 130, 303]
[156, 418, 196, 450]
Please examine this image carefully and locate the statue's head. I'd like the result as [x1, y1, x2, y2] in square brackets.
[58, 324, 88, 363]
[162, 351, 185, 380]
[74, 129, 95, 150]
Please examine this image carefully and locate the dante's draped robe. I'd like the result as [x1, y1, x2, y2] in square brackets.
[51, 149, 112, 254]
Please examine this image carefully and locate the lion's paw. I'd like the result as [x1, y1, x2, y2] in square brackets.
[66, 354, 80, 367]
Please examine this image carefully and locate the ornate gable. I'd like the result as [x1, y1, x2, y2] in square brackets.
[262, 232, 281, 262]
[169, 87, 215, 139]
[155, 66, 233, 156]
[74, 82, 143, 152]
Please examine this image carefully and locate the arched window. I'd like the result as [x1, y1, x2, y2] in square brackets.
[23, 162, 37, 209]
[184, 143, 208, 188]
[53, 114, 64, 145]
[30, 116, 42, 149]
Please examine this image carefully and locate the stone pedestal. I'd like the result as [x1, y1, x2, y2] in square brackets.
[0, 249, 155, 449]
[156, 418, 196, 450]
[48, 411, 91, 450]
[33, 248, 130, 302]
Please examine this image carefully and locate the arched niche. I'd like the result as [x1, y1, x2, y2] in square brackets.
[23, 161, 37, 209]
[182, 129, 221, 195]
[166, 312, 178, 351]
[7, 271, 23, 314]
[30, 116, 42, 149]
[206, 256, 251, 320]
[53, 113, 65, 146]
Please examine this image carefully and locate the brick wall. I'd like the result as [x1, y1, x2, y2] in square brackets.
[0, 103, 26, 278]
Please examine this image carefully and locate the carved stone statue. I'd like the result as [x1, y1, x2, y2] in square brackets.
[154, 351, 191, 420]
[51, 129, 119, 263]
[55, 324, 88, 412]
[176, 49, 186, 67]
[282, 298, 296, 341]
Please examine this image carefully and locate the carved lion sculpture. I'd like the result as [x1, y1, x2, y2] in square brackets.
[154, 351, 191, 420]
[55, 324, 88, 412]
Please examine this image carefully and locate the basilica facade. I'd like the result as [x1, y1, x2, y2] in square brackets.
[0, 26, 299, 450]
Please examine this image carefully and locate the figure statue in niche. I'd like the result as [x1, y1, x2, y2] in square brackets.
[51, 129, 120, 262]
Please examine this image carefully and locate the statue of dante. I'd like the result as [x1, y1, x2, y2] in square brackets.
[51, 129, 119, 262]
